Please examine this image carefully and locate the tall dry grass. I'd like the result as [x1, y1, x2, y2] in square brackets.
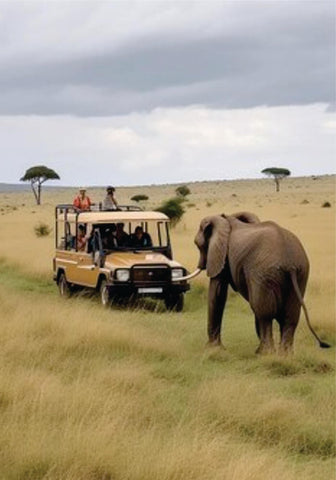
[0, 284, 334, 480]
[0, 176, 335, 479]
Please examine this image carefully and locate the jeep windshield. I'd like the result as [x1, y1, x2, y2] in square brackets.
[55, 207, 172, 256]
[89, 220, 170, 253]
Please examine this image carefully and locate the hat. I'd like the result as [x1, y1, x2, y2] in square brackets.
[79, 186, 86, 191]
[107, 186, 115, 192]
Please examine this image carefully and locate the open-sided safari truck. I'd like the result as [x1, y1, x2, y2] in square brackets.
[53, 204, 190, 311]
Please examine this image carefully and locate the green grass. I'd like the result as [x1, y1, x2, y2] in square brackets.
[0, 257, 54, 295]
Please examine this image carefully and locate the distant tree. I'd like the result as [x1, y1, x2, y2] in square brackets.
[131, 194, 149, 203]
[155, 197, 185, 226]
[20, 165, 60, 205]
[175, 185, 191, 198]
[261, 167, 291, 192]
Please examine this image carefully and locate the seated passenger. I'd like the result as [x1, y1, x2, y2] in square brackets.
[77, 224, 87, 251]
[116, 223, 130, 247]
[130, 226, 152, 248]
[102, 224, 118, 249]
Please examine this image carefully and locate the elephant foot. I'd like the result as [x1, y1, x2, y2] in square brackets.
[255, 342, 276, 355]
[278, 344, 294, 356]
[203, 341, 228, 362]
[206, 339, 225, 349]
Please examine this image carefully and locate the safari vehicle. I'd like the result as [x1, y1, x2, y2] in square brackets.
[53, 204, 190, 311]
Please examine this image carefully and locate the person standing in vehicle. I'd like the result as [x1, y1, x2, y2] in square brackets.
[73, 187, 92, 210]
[103, 186, 119, 210]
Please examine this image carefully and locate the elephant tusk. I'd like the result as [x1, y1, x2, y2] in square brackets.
[172, 268, 202, 282]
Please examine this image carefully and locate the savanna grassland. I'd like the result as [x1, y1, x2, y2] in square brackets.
[0, 176, 335, 480]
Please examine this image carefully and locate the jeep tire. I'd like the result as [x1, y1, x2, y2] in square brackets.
[99, 279, 110, 307]
[58, 272, 72, 298]
[164, 293, 184, 312]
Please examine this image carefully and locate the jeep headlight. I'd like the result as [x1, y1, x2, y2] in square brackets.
[171, 268, 184, 280]
[116, 269, 130, 282]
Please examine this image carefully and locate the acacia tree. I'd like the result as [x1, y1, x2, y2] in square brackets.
[261, 167, 291, 192]
[131, 194, 149, 203]
[20, 165, 60, 205]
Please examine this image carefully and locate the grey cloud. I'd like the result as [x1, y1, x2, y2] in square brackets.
[0, 1, 334, 116]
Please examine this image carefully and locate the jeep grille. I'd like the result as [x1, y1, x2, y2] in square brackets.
[132, 266, 170, 283]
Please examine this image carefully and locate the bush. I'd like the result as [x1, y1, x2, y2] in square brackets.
[175, 185, 191, 198]
[34, 222, 51, 237]
[155, 197, 185, 226]
[322, 201, 331, 208]
[131, 194, 149, 203]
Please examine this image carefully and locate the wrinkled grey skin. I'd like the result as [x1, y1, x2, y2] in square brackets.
[194, 212, 312, 354]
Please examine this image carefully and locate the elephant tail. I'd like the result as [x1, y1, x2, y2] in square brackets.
[289, 270, 330, 348]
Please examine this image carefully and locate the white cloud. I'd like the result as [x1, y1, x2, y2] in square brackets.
[1, 104, 334, 185]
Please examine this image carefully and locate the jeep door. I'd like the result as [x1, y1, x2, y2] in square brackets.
[66, 224, 100, 287]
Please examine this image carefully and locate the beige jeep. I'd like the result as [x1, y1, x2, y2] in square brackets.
[53, 205, 190, 311]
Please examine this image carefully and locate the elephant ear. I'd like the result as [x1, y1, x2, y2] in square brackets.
[206, 215, 231, 278]
[230, 211, 260, 224]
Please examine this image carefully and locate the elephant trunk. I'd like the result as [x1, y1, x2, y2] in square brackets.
[171, 268, 202, 282]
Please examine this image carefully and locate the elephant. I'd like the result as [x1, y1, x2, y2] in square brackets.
[191, 211, 330, 354]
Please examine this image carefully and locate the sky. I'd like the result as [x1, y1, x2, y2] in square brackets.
[0, 0, 335, 186]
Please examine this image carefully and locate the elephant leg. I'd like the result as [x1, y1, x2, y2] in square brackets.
[278, 277, 306, 354]
[255, 316, 275, 354]
[207, 276, 228, 346]
[249, 284, 275, 354]
[255, 318, 260, 339]
[278, 303, 300, 355]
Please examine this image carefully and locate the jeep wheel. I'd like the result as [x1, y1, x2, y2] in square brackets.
[58, 273, 72, 298]
[100, 279, 110, 307]
[164, 293, 184, 312]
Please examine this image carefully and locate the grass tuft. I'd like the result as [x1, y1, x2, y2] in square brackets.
[34, 222, 51, 237]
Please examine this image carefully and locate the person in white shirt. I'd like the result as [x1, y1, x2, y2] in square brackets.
[103, 186, 118, 210]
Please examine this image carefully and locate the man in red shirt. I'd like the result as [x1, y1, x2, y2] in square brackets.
[73, 187, 92, 210]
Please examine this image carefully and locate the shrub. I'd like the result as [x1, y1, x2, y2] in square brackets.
[34, 222, 51, 237]
[322, 201, 331, 208]
[175, 185, 191, 198]
[155, 197, 185, 226]
[131, 194, 149, 203]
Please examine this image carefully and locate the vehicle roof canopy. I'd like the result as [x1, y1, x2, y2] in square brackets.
[58, 210, 169, 223]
